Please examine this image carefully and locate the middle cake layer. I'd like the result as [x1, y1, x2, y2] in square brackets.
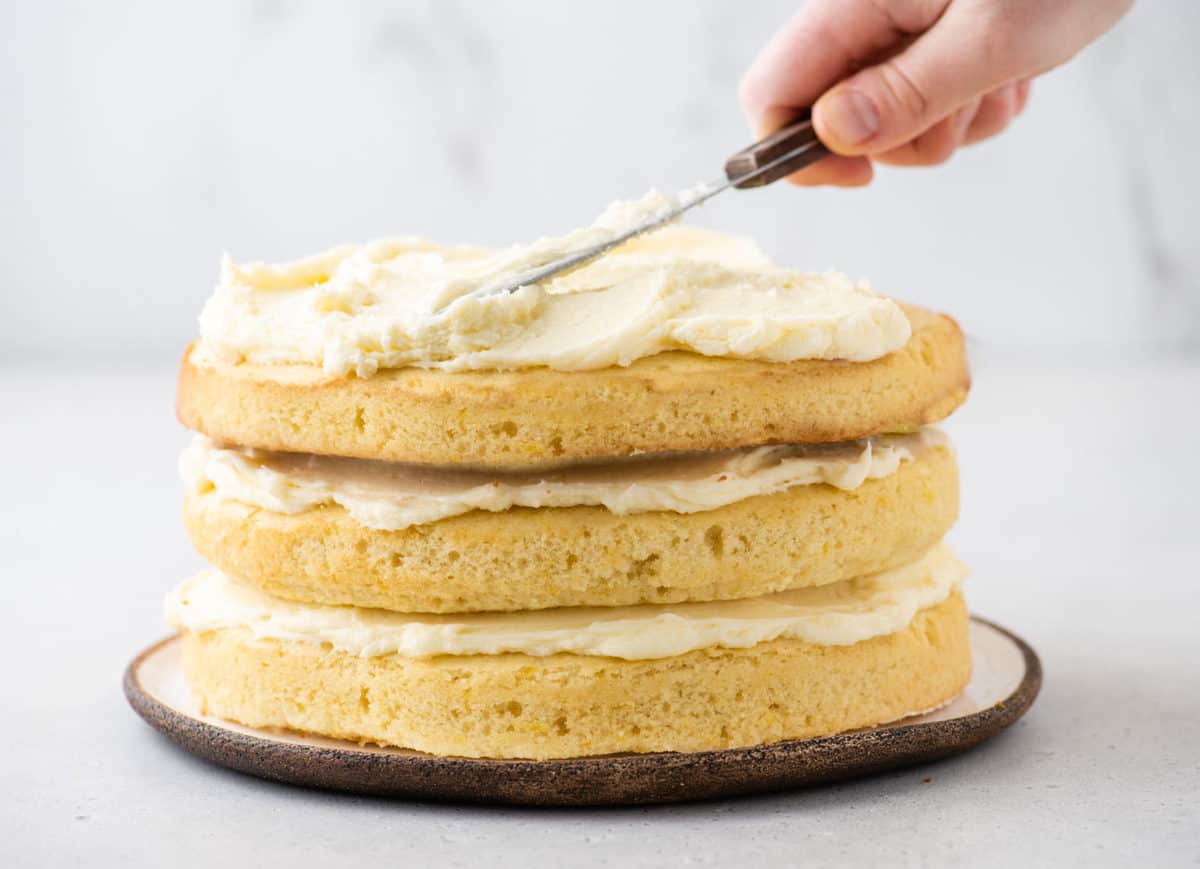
[182, 429, 958, 613]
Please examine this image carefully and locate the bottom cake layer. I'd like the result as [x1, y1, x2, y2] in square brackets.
[179, 592, 970, 759]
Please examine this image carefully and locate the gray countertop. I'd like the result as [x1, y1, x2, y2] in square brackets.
[3, 351, 1198, 867]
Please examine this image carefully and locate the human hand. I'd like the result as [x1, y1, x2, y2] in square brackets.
[739, 0, 1134, 186]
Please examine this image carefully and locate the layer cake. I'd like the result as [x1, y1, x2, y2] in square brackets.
[166, 191, 972, 759]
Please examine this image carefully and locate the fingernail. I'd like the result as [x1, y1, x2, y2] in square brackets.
[819, 90, 879, 147]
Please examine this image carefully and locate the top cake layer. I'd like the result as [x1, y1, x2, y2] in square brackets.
[178, 303, 966, 467]
[180, 194, 969, 466]
[195, 191, 911, 377]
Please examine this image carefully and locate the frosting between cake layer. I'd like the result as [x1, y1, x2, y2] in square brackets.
[181, 429, 946, 530]
[165, 543, 966, 660]
[195, 191, 911, 376]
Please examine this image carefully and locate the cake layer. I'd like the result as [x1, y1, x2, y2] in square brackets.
[177, 304, 967, 468]
[196, 205, 911, 376]
[182, 429, 941, 531]
[177, 592, 970, 758]
[183, 439, 959, 612]
[166, 544, 965, 659]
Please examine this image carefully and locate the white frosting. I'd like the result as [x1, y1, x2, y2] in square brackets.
[181, 430, 945, 530]
[165, 544, 966, 660]
[195, 191, 911, 376]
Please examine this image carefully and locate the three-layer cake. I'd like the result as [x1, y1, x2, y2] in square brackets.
[167, 194, 971, 759]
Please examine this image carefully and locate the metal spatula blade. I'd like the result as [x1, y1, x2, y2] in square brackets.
[441, 113, 830, 310]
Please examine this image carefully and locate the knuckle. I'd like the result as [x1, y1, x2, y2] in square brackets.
[917, 124, 957, 164]
[873, 60, 932, 125]
[867, 0, 951, 33]
[969, 4, 1038, 76]
[925, 141, 957, 165]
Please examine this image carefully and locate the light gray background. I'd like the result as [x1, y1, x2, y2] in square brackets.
[2, 2, 1198, 867]
[3, 0, 1199, 361]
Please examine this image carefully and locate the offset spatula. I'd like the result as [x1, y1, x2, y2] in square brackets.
[446, 113, 830, 307]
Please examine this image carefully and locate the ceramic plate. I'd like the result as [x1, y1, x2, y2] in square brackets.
[125, 617, 1040, 806]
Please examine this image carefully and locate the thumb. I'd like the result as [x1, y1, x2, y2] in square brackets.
[812, 12, 1024, 155]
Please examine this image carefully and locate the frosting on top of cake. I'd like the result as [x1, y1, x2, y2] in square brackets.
[194, 191, 910, 376]
[166, 543, 965, 660]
